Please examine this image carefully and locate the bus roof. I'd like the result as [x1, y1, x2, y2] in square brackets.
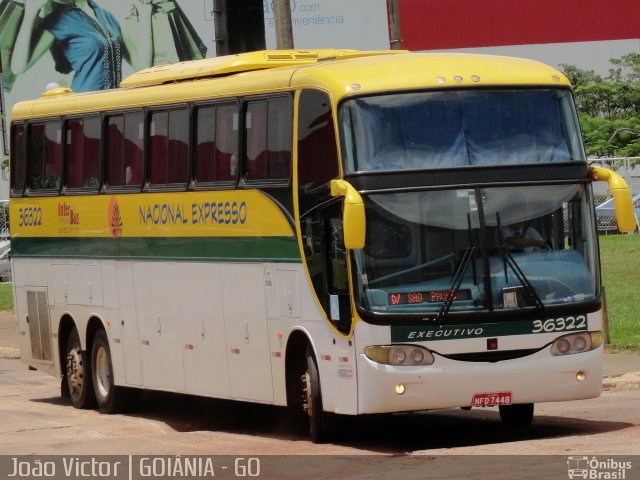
[119, 49, 402, 87]
[11, 50, 571, 120]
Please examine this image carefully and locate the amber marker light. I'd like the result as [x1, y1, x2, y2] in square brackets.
[395, 384, 406, 395]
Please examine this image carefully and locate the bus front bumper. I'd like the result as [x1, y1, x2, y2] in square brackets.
[356, 346, 603, 414]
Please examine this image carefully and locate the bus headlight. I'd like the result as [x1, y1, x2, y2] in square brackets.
[364, 345, 434, 366]
[550, 332, 602, 356]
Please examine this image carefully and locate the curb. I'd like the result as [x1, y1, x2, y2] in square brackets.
[0, 347, 20, 360]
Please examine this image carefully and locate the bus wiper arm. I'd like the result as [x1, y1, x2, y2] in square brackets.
[498, 247, 546, 314]
[432, 246, 476, 325]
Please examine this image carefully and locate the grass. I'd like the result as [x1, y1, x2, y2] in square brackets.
[600, 234, 640, 352]
[0, 237, 636, 351]
[0, 283, 13, 311]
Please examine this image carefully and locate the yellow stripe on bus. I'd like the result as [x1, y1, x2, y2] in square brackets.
[10, 190, 294, 239]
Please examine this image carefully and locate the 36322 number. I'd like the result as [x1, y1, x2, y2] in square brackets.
[18, 207, 43, 227]
[532, 315, 587, 333]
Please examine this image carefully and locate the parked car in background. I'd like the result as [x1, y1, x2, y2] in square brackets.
[595, 193, 640, 233]
[0, 241, 11, 282]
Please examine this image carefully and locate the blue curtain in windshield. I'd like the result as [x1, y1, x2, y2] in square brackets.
[342, 90, 582, 172]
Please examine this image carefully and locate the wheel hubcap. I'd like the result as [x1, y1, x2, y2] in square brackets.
[302, 371, 313, 416]
[66, 348, 84, 393]
[95, 347, 110, 398]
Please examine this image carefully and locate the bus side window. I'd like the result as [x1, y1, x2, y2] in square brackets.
[150, 111, 169, 184]
[27, 121, 62, 193]
[245, 96, 292, 183]
[150, 107, 189, 187]
[106, 112, 144, 188]
[10, 123, 26, 196]
[195, 103, 238, 185]
[297, 89, 340, 212]
[66, 116, 101, 191]
[245, 100, 267, 181]
[195, 106, 216, 182]
[266, 97, 292, 180]
[216, 105, 239, 181]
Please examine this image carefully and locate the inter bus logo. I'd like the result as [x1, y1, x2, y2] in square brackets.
[108, 197, 123, 239]
[57, 201, 80, 234]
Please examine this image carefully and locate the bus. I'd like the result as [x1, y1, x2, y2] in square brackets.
[9, 50, 636, 443]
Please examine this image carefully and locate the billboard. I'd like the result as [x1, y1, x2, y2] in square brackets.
[0, 0, 390, 199]
[263, 0, 389, 50]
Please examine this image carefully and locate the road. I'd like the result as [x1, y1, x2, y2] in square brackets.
[1, 310, 639, 479]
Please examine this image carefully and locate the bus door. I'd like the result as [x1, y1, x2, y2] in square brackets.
[297, 89, 358, 411]
[297, 90, 352, 335]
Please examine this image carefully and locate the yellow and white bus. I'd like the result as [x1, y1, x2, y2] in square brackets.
[10, 50, 635, 442]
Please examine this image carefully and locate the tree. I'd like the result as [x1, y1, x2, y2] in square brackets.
[561, 53, 640, 162]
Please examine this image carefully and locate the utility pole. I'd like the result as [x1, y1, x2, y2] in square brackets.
[213, 0, 229, 56]
[0, 50, 7, 157]
[273, 0, 294, 49]
[387, 0, 403, 50]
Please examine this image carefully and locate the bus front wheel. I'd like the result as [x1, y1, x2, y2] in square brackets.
[499, 403, 534, 426]
[65, 327, 95, 409]
[303, 348, 335, 443]
[91, 329, 131, 414]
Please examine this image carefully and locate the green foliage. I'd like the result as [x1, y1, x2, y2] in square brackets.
[600, 235, 640, 352]
[561, 53, 640, 160]
[0, 284, 13, 311]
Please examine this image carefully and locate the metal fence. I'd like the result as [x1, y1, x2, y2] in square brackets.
[588, 158, 640, 234]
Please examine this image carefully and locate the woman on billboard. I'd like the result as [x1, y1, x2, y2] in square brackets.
[10, 0, 154, 92]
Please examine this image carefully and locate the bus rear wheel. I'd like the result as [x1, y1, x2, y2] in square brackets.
[499, 403, 534, 426]
[91, 329, 131, 414]
[302, 348, 335, 443]
[65, 327, 95, 409]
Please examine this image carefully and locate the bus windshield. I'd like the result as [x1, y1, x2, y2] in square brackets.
[353, 184, 598, 316]
[341, 89, 584, 172]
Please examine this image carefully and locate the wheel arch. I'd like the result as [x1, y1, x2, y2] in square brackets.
[285, 329, 313, 409]
[57, 314, 77, 378]
[85, 316, 107, 361]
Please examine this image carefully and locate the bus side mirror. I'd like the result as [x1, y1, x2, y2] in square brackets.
[330, 179, 366, 249]
[589, 166, 636, 233]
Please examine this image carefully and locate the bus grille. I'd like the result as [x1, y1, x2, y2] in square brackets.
[441, 348, 542, 363]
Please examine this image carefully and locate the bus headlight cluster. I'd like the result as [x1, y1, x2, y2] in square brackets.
[364, 345, 434, 366]
[550, 332, 602, 356]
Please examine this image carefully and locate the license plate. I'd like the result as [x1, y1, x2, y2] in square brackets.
[472, 392, 512, 407]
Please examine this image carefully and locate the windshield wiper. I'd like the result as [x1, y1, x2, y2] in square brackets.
[495, 213, 546, 314]
[432, 246, 476, 325]
[431, 213, 479, 324]
[497, 247, 546, 314]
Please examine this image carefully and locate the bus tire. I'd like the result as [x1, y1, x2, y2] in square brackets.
[65, 327, 95, 409]
[303, 347, 335, 443]
[91, 329, 129, 414]
[499, 403, 534, 426]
